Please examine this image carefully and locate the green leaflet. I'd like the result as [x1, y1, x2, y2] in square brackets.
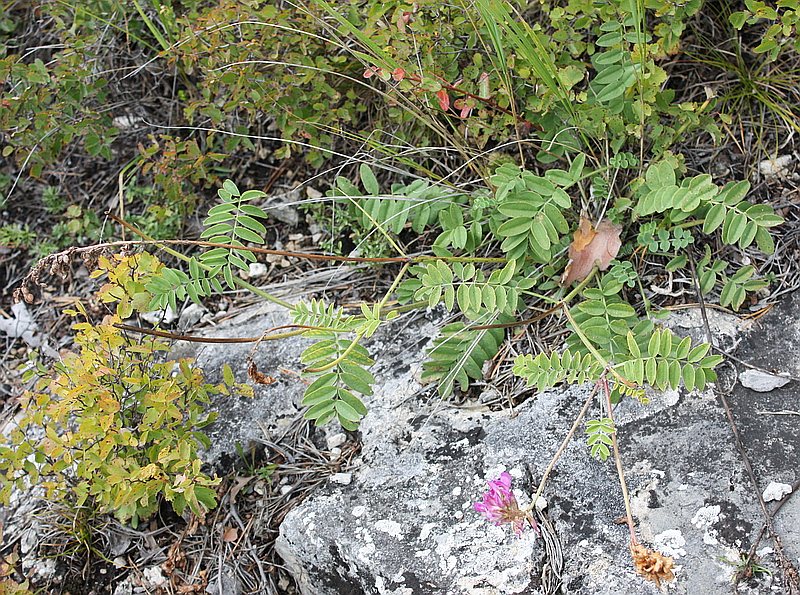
[422, 322, 505, 398]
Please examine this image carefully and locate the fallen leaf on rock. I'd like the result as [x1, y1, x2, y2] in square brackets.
[561, 217, 622, 285]
[248, 361, 277, 385]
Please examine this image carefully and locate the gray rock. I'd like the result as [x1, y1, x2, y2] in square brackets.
[248, 262, 269, 278]
[726, 291, 800, 569]
[664, 307, 746, 353]
[739, 369, 791, 392]
[141, 305, 177, 325]
[142, 566, 167, 588]
[273, 303, 799, 594]
[176, 295, 799, 593]
[262, 190, 301, 226]
[170, 300, 312, 464]
[178, 302, 207, 330]
[276, 376, 783, 594]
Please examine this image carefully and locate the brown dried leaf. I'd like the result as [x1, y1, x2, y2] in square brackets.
[561, 217, 622, 286]
[631, 544, 675, 587]
[229, 475, 252, 505]
[248, 361, 277, 385]
[222, 526, 238, 543]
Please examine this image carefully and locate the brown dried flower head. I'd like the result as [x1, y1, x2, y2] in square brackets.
[631, 543, 675, 587]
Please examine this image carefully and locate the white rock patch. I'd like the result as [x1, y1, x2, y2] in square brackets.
[374, 519, 403, 539]
[653, 529, 687, 558]
[763, 481, 793, 502]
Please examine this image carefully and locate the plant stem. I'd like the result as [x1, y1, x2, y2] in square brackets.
[110, 215, 293, 309]
[602, 376, 638, 546]
[562, 267, 598, 303]
[304, 262, 411, 373]
[523, 380, 601, 513]
[562, 303, 629, 387]
[470, 268, 598, 331]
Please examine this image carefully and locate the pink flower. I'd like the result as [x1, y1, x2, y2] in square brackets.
[473, 472, 533, 537]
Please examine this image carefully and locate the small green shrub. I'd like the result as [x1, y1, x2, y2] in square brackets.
[0, 224, 37, 249]
[0, 253, 251, 526]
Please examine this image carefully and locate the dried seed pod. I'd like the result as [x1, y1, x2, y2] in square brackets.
[631, 543, 675, 587]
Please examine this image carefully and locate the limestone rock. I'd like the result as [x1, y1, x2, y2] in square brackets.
[170, 296, 799, 594]
[272, 301, 800, 594]
[169, 300, 311, 464]
[739, 369, 791, 392]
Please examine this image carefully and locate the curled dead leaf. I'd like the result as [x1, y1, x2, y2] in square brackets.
[631, 543, 675, 587]
[222, 526, 238, 543]
[248, 361, 277, 385]
[561, 217, 622, 286]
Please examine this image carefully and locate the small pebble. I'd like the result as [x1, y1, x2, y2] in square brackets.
[326, 432, 347, 450]
[248, 263, 268, 278]
[330, 473, 352, 485]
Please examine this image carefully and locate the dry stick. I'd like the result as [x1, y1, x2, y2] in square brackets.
[107, 213, 507, 264]
[688, 253, 800, 594]
[739, 479, 800, 584]
[601, 376, 638, 546]
[523, 381, 601, 513]
[114, 323, 310, 344]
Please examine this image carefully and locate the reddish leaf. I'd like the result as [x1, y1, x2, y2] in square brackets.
[397, 11, 412, 33]
[561, 217, 622, 285]
[222, 526, 238, 542]
[454, 98, 474, 119]
[436, 89, 450, 111]
[363, 66, 381, 79]
[391, 67, 406, 82]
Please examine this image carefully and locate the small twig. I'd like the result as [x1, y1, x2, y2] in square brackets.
[114, 323, 309, 344]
